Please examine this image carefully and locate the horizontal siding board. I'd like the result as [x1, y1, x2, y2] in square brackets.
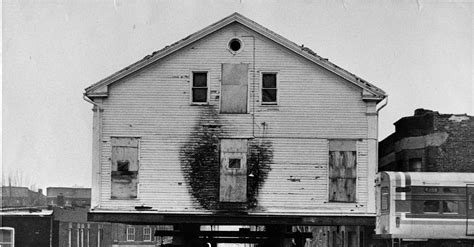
[95, 23, 375, 215]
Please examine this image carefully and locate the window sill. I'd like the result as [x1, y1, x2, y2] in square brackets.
[191, 102, 210, 106]
[110, 197, 138, 200]
[327, 201, 358, 204]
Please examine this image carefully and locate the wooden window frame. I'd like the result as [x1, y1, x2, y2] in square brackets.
[227, 37, 244, 54]
[260, 72, 279, 105]
[190, 71, 209, 105]
[143, 226, 152, 241]
[110, 136, 140, 200]
[126, 226, 135, 241]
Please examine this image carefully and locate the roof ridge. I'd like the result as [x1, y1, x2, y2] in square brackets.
[85, 12, 386, 99]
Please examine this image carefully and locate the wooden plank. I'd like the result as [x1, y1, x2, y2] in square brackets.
[221, 63, 248, 113]
[111, 146, 139, 171]
[111, 137, 139, 147]
[88, 212, 375, 226]
[329, 140, 356, 151]
[220, 153, 247, 202]
[220, 139, 248, 153]
[111, 172, 138, 199]
[329, 151, 356, 202]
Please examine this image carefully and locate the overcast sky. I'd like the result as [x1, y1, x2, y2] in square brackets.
[2, 0, 473, 190]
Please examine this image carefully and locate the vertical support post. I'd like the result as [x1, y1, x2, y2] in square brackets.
[366, 101, 378, 213]
[91, 98, 103, 208]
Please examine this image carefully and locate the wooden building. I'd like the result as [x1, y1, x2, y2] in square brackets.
[84, 13, 387, 246]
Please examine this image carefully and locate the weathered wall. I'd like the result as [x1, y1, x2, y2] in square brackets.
[94, 22, 375, 215]
[429, 113, 474, 171]
[2, 215, 53, 247]
[54, 207, 114, 247]
[379, 109, 474, 172]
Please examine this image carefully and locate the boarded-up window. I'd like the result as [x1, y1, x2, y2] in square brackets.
[329, 140, 357, 202]
[111, 137, 139, 199]
[221, 64, 248, 113]
[192, 72, 208, 103]
[261, 73, 277, 104]
[219, 139, 248, 202]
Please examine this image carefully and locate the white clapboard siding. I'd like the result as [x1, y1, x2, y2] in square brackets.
[96, 22, 377, 214]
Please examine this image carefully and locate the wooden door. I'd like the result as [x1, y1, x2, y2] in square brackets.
[219, 139, 248, 202]
[220, 64, 248, 114]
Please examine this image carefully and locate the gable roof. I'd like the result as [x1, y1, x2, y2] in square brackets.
[85, 12, 386, 101]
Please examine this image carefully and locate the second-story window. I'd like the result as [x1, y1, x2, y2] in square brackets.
[126, 226, 135, 241]
[192, 72, 208, 104]
[261, 72, 277, 105]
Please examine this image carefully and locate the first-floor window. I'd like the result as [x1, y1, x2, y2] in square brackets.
[328, 140, 357, 202]
[126, 226, 135, 241]
[143, 226, 152, 241]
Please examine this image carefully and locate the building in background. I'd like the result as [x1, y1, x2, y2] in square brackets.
[379, 109, 474, 172]
[0, 209, 54, 247]
[111, 224, 172, 246]
[84, 13, 387, 246]
[47, 187, 91, 208]
[1, 207, 114, 247]
[1, 186, 46, 208]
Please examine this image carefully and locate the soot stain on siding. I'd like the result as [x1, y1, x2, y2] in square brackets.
[247, 139, 273, 208]
[180, 106, 273, 210]
[180, 107, 222, 210]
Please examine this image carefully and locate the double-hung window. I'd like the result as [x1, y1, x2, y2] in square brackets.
[143, 227, 152, 241]
[126, 226, 135, 241]
[192, 72, 208, 104]
[261, 72, 277, 105]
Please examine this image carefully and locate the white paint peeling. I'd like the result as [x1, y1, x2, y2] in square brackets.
[448, 114, 470, 122]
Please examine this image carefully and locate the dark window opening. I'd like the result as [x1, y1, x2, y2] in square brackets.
[229, 38, 242, 52]
[262, 73, 277, 104]
[443, 187, 458, 193]
[192, 72, 208, 103]
[409, 158, 422, 171]
[229, 159, 241, 169]
[117, 160, 130, 171]
[443, 200, 459, 213]
[395, 187, 411, 192]
[411, 200, 462, 214]
[423, 200, 440, 213]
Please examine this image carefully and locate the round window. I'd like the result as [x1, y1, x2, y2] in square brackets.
[228, 38, 243, 53]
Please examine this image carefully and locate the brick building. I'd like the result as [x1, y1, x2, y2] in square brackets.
[379, 109, 474, 172]
[1, 186, 46, 208]
[47, 187, 92, 208]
